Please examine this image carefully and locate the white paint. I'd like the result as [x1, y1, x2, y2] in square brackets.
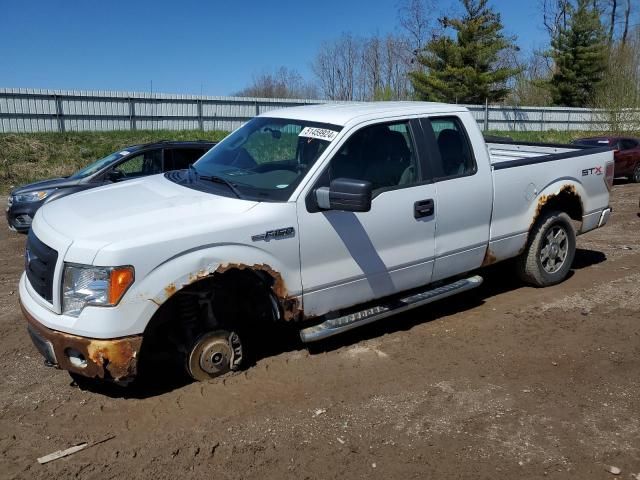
[20, 102, 613, 340]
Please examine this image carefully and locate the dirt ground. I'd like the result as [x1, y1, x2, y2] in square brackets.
[0, 182, 639, 480]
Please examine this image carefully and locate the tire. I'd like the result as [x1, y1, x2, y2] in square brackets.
[630, 163, 640, 183]
[517, 210, 576, 287]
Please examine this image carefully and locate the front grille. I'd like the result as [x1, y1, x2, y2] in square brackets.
[25, 230, 58, 302]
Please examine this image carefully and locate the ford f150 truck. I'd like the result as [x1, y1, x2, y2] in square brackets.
[19, 102, 614, 384]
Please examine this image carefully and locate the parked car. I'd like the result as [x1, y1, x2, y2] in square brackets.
[6, 140, 216, 232]
[572, 136, 640, 183]
[19, 102, 613, 385]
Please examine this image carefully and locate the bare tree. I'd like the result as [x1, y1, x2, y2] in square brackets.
[507, 50, 553, 106]
[594, 26, 640, 131]
[608, 0, 618, 41]
[541, 0, 572, 36]
[621, 0, 632, 44]
[234, 67, 318, 99]
[397, 0, 438, 54]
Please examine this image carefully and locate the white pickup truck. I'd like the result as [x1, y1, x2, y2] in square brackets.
[19, 102, 614, 384]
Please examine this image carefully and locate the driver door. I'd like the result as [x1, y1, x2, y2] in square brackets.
[297, 119, 437, 318]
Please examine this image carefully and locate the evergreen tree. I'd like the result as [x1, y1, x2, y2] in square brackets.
[548, 0, 607, 107]
[409, 0, 520, 103]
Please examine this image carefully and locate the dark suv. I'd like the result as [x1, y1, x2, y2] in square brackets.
[6, 140, 216, 233]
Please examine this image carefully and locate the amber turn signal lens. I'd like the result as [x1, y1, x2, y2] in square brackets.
[108, 267, 135, 304]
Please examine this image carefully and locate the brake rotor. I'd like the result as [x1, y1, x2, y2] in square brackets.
[186, 331, 243, 381]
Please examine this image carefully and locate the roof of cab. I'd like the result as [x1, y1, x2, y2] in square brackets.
[261, 101, 468, 127]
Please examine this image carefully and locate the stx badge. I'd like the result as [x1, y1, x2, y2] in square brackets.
[582, 166, 603, 176]
[252, 227, 295, 242]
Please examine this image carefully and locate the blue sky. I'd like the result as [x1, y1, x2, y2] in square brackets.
[0, 0, 546, 96]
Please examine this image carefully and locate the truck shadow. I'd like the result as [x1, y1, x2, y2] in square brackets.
[78, 248, 606, 399]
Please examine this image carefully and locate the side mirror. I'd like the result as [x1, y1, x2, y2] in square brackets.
[107, 169, 124, 182]
[315, 178, 372, 212]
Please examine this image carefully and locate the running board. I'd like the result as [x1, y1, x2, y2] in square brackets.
[299, 275, 483, 343]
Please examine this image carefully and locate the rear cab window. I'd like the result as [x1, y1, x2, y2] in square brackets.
[422, 116, 477, 180]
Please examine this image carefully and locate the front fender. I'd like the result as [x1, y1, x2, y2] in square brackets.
[128, 244, 302, 324]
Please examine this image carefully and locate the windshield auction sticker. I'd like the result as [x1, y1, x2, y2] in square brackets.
[299, 127, 339, 142]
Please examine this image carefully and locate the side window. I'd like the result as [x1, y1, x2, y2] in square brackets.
[164, 148, 206, 171]
[328, 121, 419, 193]
[620, 139, 638, 150]
[114, 150, 162, 178]
[429, 117, 476, 179]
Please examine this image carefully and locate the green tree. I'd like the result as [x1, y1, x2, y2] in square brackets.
[548, 0, 607, 107]
[409, 0, 520, 103]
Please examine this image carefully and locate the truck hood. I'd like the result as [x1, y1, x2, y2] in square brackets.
[38, 174, 259, 259]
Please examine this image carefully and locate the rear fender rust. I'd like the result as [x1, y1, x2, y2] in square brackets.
[21, 302, 142, 382]
[529, 184, 583, 233]
[154, 262, 303, 322]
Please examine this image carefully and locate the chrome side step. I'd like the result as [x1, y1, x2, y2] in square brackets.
[299, 275, 483, 343]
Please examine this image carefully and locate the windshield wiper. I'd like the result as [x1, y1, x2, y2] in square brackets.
[188, 164, 242, 199]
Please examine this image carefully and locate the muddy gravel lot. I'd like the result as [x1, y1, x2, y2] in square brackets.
[1, 182, 639, 480]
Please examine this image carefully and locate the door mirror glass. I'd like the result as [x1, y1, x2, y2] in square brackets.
[107, 169, 124, 182]
[315, 178, 372, 212]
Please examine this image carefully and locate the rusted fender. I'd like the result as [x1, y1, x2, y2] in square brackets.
[529, 183, 584, 231]
[153, 262, 303, 322]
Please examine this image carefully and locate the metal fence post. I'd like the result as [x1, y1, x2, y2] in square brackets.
[566, 111, 571, 131]
[484, 99, 489, 132]
[198, 100, 203, 131]
[54, 94, 65, 132]
[128, 97, 136, 131]
[541, 108, 545, 132]
[255, 100, 259, 117]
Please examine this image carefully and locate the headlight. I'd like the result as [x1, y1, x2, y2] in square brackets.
[62, 264, 134, 317]
[13, 189, 55, 203]
[6, 196, 12, 208]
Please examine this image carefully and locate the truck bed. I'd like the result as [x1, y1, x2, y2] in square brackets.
[484, 140, 613, 265]
[486, 141, 604, 167]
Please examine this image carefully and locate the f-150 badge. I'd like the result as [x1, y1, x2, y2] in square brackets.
[252, 227, 295, 242]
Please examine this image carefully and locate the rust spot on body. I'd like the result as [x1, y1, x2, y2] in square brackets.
[530, 184, 582, 231]
[215, 263, 302, 321]
[481, 248, 497, 267]
[164, 283, 177, 298]
[20, 301, 142, 382]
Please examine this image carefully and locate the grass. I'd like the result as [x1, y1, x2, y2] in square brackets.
[1, 128, 637, 195]
[0, 130, 227, 194]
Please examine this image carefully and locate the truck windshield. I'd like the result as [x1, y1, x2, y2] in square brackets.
[191, 117, 341, 200]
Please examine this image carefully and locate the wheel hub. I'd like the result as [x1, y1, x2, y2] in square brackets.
[187, 331, 243, 381]
[540, 225, 569, 274]
[200, 339, 233, 375]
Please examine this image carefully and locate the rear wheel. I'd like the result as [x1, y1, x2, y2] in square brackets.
[517, 211, 576, 287]
[630, 164, 640, 183]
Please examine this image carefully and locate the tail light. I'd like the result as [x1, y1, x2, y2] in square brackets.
[604, 161, 614, 191]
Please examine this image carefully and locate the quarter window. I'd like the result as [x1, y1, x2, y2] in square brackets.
[429, 117, 476, 179]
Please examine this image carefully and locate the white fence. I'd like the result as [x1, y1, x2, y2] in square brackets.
[0, 87, 635, 133]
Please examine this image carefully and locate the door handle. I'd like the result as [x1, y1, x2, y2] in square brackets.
[414, 199, 434, 218]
